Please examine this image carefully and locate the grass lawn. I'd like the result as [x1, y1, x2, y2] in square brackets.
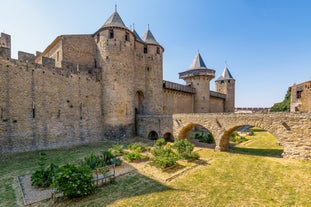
[1, 131, 311, 207]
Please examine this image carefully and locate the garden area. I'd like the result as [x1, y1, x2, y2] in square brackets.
[1, 132, 311, 207]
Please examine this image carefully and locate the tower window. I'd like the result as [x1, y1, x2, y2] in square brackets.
[109, 29, 114, 39]
[96, 33, 100, 43]
[156, 47, 160, 54]
[125, 32, 130, 41]
[296, 90, 302, 99]
[144, 46, 148, 54]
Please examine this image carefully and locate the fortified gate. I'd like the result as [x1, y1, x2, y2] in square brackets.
[136, 113, 311, 160]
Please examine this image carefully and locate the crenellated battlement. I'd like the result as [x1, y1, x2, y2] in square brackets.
[0, 48, 101, 82]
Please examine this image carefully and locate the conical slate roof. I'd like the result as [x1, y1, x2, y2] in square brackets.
[142, 29, 159, 45]
[132, 28, 144, 42]
[189, 52, 208, 70]
[101, 11, 128, 29]
[216, 67, 234, 81]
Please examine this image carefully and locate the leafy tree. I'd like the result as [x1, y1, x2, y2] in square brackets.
[270, 90, 290, 112]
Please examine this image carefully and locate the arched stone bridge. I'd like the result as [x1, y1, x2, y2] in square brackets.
[136, 113, 311, 160]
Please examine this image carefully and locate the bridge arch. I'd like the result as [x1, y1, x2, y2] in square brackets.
[137, 113, 311, 160]
[171, 113, 311, 159]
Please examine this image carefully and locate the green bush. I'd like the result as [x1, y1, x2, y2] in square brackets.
[123, 151, 147, 162]
[80, 153, 104, 170]
[195, 132, 215, 144]
[173, 139, 199, 160]
[127, 143, 146, 153]
[150, 146, 178, 169]
[31, 163, 58, 187]
[100, 150, 114, 165]
[150, 155, 178, 169]
[111, 157, 122, 166]
[53, 164, 95, 198]
[108, 144, 124, 156]
[154, 138, 166, 147]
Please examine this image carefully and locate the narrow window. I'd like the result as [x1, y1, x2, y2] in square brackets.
[296, 91, 302, 99]
[32, 102, 35, 118]
[156, 47, 160, 54]
[109, 29, 114, 39]
[0, 107, 3, 120]
[125, 32, 130, 41]
[144, 46, 148, 54]
[56, 51, 59, 62]
[96, 33, 100, 43]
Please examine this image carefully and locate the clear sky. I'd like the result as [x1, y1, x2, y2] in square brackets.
[1, 0, 311, 107]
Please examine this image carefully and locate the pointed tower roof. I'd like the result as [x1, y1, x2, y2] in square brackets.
[189, 52, 207, 70]
[179, 52, 215, 80]
[100, 10, 128, 30]
[216, 67, 235, 81]
[131, 27, 144, 43]
[142, 28, 160, 45]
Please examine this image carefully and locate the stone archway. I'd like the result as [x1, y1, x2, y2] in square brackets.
[163, 132, 174, 142]
[177, 123, 216, 148]
[135, 91, 144, 114]
[219, 125, 284, 157]
[148, 131, 159, 140]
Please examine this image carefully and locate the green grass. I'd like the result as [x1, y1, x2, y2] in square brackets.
[1, 132, 311, 207]
[231, 127, 284, 157]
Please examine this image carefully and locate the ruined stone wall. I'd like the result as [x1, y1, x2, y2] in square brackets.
[163, 89, 194, 114]
[0, 56, 102, 154]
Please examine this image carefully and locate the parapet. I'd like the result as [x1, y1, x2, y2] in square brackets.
[18, 51, 36, 62]
[0, 33, 11, 48]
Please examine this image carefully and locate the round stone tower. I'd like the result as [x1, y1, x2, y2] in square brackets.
[140, 27, 164, 115]
[179, 52, 215, 113]
[94, 9, 136, 139]
[215, 67, 235, 112]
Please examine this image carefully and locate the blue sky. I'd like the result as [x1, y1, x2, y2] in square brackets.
[1, 0, 311, 107]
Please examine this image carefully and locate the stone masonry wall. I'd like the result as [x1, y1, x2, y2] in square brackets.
[0, 56, 102, 154]
[137, 113, 311, 160]
[163, 89, 194, 114]
[209, 96, 225, 113]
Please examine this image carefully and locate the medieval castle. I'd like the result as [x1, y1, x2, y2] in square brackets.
[0, 9, 235, 153]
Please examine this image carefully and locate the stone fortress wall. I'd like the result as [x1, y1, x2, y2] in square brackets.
[0, 9, 235, 154]
[0, 40, 103, 153]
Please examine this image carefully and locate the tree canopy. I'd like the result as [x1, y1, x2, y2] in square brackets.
[270, 90, 290, 112]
